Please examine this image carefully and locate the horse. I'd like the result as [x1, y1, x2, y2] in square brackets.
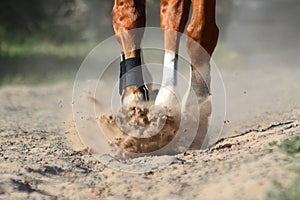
[111, 0, 219, 149]
[112, 0, 218, 106]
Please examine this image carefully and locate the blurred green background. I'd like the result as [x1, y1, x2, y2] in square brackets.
[0, 0, 234, 85]
[0, 0, 111, 85]
[0, 0, 299, 85]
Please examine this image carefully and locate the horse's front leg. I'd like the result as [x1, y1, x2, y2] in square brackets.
[112, 0, 149, 105]
[155, 0, 191, 107]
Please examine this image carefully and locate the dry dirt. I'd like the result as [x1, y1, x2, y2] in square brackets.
[0, 83, 300, 200]
[99, 105, 181, 156]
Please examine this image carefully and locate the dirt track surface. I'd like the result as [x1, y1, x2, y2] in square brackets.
[0, 83, 299, 199]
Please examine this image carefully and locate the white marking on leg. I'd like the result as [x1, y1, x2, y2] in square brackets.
[155, 51, 178, 107]
[181, 66, 192, 113]
[161, 51, 177, 86]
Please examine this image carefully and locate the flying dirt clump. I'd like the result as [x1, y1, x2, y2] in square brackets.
[99, 105, 181, 157]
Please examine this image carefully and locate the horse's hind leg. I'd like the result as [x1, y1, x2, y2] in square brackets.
[186, 0, 219, 98]
[185, 0, 219, 149]
[112, 0, 149, 104]
[155, 0, 191, 107]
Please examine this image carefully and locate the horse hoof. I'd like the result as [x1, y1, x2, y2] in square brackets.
[155, 86, 178, 108]
[122, 91, 146, 105]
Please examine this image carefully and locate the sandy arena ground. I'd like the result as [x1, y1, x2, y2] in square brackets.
[0, 81, 299, 199]
[2, 1, 300, 199]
